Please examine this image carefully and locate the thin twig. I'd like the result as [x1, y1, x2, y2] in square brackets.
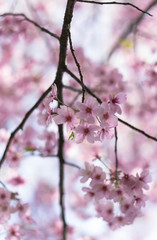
[24, 0, 57, 55]
[69, 92, 81, 107]
[63, 84, 82, 92]
[0, 13, 60, 40]
[114, 127, 118, 172]
[137, 30, 157, 41]
[118, 118, 157, 142]
[77, 0, 152, 16]
[68, 30, 86, 102]
[64, 161, 81, 169]
[107, 0, 157, 58]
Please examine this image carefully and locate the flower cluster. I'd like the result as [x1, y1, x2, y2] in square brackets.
[54, 90, 126, 143]
[38, 84, 58, 127]
[79, 162, 151, 230]
[0, 187, 37, 239]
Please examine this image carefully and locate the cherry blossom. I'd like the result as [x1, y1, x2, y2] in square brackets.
[0, 0, 156, 239]
[54, 105, 78, 130]
[75, 96, 99, 123]
[0, 188, 11, 204]
[74, 122, 100, 143]
[96, 102, 118, 127]
[109, 92, 127, 114]
[6, 224, 21, 240]
[6, 150, 22, 168]
[79, 162, 151, 229]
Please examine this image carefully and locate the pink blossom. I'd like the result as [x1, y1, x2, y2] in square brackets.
[49, 84, 58, 101]
[96, 102, 118, 127]
[109, 92, 127, 114]
[6, 150, 22, 168]
[6, 224, 21, 240]
[54, 105, 78, 130]
[109, 216, 126, 230]
[90, 166, 106, 187]
[16, 201, 31, 220]
[82, 187, 95, 201]
[79, 162, 95, 183]
[0, 188, 11, 203]
[110, 187, 123, 202]
[96, 122, 114, 141]
[39, 141, 56, 156]
[121, 173, 138, 196]
[134, 193, 147, 208]
[38, 107, 57, 126]
[74, 122, 100, 143]
[92, 183, 111, 200]
[75, 96, 99, 123]
[120, 197, 134, 214]
[0, 202, 11, 223]
[96, 201, 114, 222]
[136, 167, 152, 190]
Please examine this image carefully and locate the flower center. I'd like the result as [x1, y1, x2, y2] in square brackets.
[66, 115, 72, 122]
[84, 128, 89, 134]
[86, 107, 92, 114]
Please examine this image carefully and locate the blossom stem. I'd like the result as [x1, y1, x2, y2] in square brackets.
[57, 98, 78, 112]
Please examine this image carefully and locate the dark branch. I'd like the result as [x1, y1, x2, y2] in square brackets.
[0, 13, 60, 40]
[55, 1, 76, 239]
[77, 0, 152, 16]
[114, 127, 118, 173]
[64, 161, 81, 169]
[68, 30, 86, 102]
[63, 84, 82, 92]
[118, 118, 157, 142]
[107, 0, 157, 58]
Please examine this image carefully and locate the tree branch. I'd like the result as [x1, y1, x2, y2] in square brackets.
[0, 13, 60, 40]
[77, 0, 153, 16]
[114, 127, 118, 173]
[63, 84, 82, 92]
[54, 1, 76, 239]
[64, 161, 81, 169]
[107, 0, 157, 58]
[118, 118, 157, 142]
[68, 30, 86, 102]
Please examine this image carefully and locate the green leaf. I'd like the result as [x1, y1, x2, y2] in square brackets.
[68, 131, 75, 141]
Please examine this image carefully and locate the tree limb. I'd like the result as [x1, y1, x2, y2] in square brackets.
[0, 12, 60, 40]
[77, 0, 153, 16]
[68, 30, 86, 102]
[107, 0, 157, 59]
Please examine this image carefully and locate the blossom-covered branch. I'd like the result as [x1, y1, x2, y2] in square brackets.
[65, 66, 157, 142]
